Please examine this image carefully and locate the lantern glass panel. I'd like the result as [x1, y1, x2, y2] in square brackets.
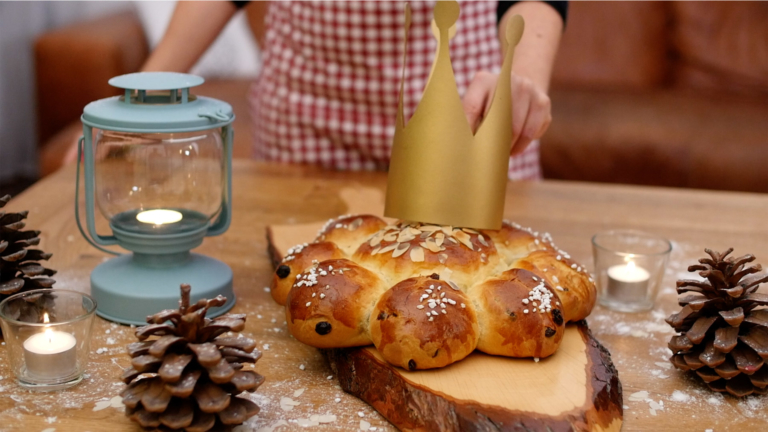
[93, 129, 223, 234]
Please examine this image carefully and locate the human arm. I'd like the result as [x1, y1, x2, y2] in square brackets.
[141, 1, 241, 72]
[62, 1, 256, 163]
[463, 1, 565, 155]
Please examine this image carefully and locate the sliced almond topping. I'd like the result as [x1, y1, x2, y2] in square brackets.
[408, 227, 421, 236]
[348, 218, 363, 231]
[370, 246, 381, 255]
[383, 233, 397, 242]
[420, 225, 441, 232]
[378, 243, 398, 255]
[438, 253, 448, 264]
[462, 228, 479, 234]
[410, 246, 425, 262]
[397, 231, 415, 243]
[435, 233, 445, 246]
[447, 280, 461, 291]
[369, 233, 384, 248]
[478, 235, 489, 247]
[448, 237, 458, 244]
[423, 241, 442, 253]
[393, 242, 410, 258]
[453, 230, 474, 250]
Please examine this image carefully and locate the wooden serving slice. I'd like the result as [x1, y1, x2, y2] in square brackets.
[325, 325, 621, 432]
[265, 187, 623, 431]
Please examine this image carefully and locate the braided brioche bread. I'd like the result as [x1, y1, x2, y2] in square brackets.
[270, 215, 596, 370]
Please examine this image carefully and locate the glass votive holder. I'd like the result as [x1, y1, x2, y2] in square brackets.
[592, 230, 672, 312]
[0, 289, 97, 391]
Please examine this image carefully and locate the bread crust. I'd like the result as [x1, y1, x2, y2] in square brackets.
[511, 250, 596, 322]
[286, 259, 387, 348]
[316, 215, 388, 255]
[271, 242, 345, 305]
[354, 225, 501, 290]
[271, 215, 597, 368]
[470, 268, 565, 358]
[370, 276, 478, 370]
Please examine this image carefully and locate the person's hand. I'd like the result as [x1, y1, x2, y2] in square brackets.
[462, 71, 552, 156]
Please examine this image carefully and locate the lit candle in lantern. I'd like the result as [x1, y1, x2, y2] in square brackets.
[22, 313, 77, 380]
[136, 209, 183, 225]
[607, 258, 650, 303]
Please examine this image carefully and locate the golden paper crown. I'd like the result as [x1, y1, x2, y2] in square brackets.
[384, 1, 524, 230]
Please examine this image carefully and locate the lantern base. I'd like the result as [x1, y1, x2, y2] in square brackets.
[90, 253, 234, 325]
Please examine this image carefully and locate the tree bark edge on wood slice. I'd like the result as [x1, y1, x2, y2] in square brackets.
[324, 321, 622, 432]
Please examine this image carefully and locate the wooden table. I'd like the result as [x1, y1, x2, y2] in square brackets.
[2, 161, 768, 431]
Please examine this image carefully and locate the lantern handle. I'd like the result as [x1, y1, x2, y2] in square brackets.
[75, 136, 121, 256]
[206, 124, 233, 237]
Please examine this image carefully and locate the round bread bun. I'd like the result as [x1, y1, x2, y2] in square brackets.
[511, 249, 596, 322]
[469, 268, 565, 358]
[369, 276, 479, 370]
[315, 215, 388, 255]
[354, 224, 501, 291]
[271, 241, 345, 305]
[286, 259, 387, 348]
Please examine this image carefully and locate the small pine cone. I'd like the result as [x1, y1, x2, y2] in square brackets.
[0, 195, 56, 323]
[121, 284, 264, 430]
[666, 248, 768, 397]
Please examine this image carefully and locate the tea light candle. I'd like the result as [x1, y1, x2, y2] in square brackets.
[136, 209, 182, 225]
[607, 260, 650, 303]
[23, 317, 77, 380]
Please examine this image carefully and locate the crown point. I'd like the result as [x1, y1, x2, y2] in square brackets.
[505, 14, 525, 47]
[434, 0, 460, 30]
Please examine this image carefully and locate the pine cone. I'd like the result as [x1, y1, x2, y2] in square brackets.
[666, 248, 768, 397]
[121, 284, 264, 430]
[0, 195, 56, 322]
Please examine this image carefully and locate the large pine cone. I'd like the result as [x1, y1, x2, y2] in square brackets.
[667, 248, 768, 397]
[121, 284, 264, 431]
[0, 195, 56, 322]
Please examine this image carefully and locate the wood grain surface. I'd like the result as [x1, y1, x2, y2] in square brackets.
[1, 161, 767, 431]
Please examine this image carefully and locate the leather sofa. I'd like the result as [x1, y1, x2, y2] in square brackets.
[34, 2, 768, 192]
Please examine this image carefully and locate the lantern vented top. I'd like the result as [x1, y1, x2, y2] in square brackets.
[109, 72, 205, 105]
[82, 72, 233, 133]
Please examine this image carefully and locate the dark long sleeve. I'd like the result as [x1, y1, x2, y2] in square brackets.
[497, 1, 568, 25]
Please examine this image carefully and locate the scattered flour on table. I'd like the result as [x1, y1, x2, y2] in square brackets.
[671, 391, 690, 402]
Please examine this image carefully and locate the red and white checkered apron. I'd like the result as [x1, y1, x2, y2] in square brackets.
[249, 1, 541, 180]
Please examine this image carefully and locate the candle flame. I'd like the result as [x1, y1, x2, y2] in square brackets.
[626, 260, 636, 271]
[43, 312, 53, 343]
[136, 209, 183, 225]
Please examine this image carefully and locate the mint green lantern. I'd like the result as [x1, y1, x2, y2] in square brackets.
[75, 72, 235, 325]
